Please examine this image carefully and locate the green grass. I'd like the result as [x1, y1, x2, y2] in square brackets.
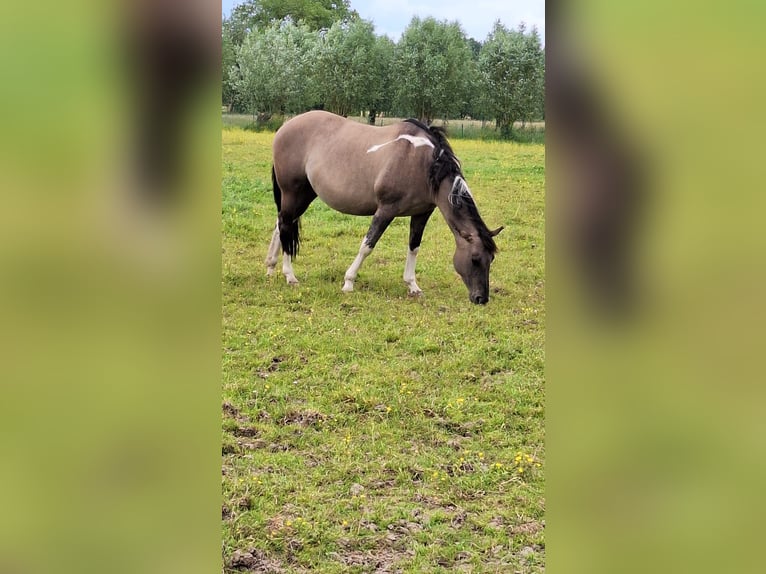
[222, 129, 545, 572]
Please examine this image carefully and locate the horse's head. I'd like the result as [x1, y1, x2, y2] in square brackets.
[453, 226, 504, 304]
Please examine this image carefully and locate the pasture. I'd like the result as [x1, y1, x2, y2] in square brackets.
[222, 127, 545, 572]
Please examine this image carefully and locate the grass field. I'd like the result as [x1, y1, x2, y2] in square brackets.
[222, 127, 545, 572]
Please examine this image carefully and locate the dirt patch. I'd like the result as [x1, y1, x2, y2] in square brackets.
[385, 519, 423, 542]
[443, 461, 475, 476]
[330, 548, 406, 573]
[267, 356, 283, 370]
[510, 520, 545, 536]
[256, 357, 285, 379]
[487, 516, 504, 530]
[368, 478, 396, 490]
[223, 401, 240, 418]
[279, 410, 326, 427]
[229, 549, 284, 573]
[434, 418, 485, 437]
[223, 402, 252, 423]
[450, 511, 467, 529]
[232, 425, 260, 438]
[412, 492, 444, 507]
[238, 438, 268, 450]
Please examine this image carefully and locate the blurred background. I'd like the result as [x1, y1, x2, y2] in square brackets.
[1, 0, 765, 572]
[547, 1, 766, 573]
[0, 1, 221, 573]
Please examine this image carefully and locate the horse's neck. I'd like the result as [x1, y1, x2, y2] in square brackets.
[435, 183, 478, 240]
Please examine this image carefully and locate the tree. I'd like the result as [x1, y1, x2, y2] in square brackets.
[479, 21, 545, 137]
[313, 19, 379, 117]
[233, 21, 318, 116]
[393, 17, 474, 123]
[222, 23, 237, 109]
[367, 34, 395, 123]
[311, 20, 393, 121]
[228, 0, 356, 35]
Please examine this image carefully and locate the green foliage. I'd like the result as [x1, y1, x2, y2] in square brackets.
[228, 0, 356, 34]
[223, 11, 545, 135]
[368, 35, 396, 121]
[479, 22, 545, 136]
[233, 20, 318, 115]
[393, 17, 476, 122]
[313, 19, 381, 116]
[243, 114, 286, 132]
[222, 25, 238, 108]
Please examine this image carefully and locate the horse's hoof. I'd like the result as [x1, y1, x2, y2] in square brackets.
[266, 267, 275, 277]
[286, 277, 299, 285]
[342, 281, 354, 293]
[408, 290, 423, 298]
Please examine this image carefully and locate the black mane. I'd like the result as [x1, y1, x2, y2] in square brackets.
[402, 118, 462, 191]
[403, 118, 497, 255]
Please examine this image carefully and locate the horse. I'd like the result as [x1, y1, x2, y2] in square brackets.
[265, 110, 504, 304]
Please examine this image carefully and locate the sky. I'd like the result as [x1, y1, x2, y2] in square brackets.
[221, 0, 545, 45]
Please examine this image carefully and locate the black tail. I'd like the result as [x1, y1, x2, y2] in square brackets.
[272, 165, 301, 257]
[271, 165, 282, 212]
[279, 213, 300, 258]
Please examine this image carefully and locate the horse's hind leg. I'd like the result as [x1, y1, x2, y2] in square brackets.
[343, 209, 395, 292]
[403, 210, 434, 296]
[277, 183, 316, 285]
[265, 220, 280, 276]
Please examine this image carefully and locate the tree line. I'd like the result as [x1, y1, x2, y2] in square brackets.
[222, 0, 545, 136]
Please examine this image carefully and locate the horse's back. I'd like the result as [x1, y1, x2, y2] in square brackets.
[273, 112, 435, 216]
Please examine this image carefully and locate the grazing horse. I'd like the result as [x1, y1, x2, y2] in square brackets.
[265, 110, 503, 304]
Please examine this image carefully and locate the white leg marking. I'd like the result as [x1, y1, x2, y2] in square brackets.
[403, 247, 422, 295]
[282, 254, 299, 285]
[343, 239, 373, 292]
[265, 221, 280, 276]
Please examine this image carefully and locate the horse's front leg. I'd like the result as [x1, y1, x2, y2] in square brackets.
[342, 210, 395, 293]
[403, 210, 434, 296]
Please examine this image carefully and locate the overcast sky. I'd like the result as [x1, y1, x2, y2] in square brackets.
[221, 0, 545, 45]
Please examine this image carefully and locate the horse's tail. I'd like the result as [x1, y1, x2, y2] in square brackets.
[271, 165, 282, 212]
[279, 214, 301, 258]
[272, 165, 301, 257]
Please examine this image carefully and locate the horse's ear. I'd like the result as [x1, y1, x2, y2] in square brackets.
[490, 226, 505, 237]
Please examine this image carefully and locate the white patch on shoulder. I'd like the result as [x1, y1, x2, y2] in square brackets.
[398, 134, 435, 148]
[367, 134, 435, 153]
[366, 142, 388, 153]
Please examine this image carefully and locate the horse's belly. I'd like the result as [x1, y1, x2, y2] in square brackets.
[318, 191, 378, 216]
[308, 172, 378, 215]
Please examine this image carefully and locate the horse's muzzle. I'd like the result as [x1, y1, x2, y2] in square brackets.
[471, 294, 488, 305]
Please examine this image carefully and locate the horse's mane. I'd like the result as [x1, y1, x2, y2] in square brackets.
[403, 118, 497, 255]
[402, 119, 461, 191]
